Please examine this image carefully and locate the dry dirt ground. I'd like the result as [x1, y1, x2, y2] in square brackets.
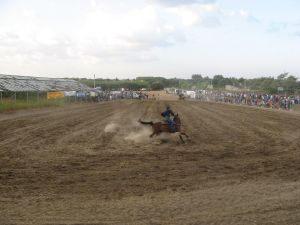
[1, 95, 300, 225]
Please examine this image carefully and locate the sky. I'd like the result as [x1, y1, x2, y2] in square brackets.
[0, 0, 299, 79]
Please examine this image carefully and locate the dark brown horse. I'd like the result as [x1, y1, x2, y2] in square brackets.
[138, 114, 189, 143]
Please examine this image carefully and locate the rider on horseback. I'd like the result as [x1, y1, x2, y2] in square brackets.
[161, 105, 176, 132]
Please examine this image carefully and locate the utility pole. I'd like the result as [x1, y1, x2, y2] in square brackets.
[94, 74, 96, 89]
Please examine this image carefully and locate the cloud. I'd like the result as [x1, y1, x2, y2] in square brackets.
[239, 10, 260, 23]
[266, 21, 300, 37]
[293, 31, 300, 37]
[0, 0, 262, 68]
[0, 4, 188, 64]
[149, 0, 221, 28]
[2, 0, 253, 66]
[267, 22, 288, 32]
[150, 0, 216, 6]
[166, 3, 221, 27]
[75, 5, 187, 63]
[201, 16, 221, 28]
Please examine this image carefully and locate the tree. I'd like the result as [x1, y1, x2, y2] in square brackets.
[277, 72, 289, 80]
[284, 75, 298, 93]
[191, 74, 203, 81]
[212, 75, 225, 88]
[151, 82, 164, 90]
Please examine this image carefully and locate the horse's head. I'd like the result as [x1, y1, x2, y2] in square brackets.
[173, 113, 181, 124]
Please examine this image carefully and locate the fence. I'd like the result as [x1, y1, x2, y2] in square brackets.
[0, 89, 148, 111]
[195, 90, 300, 110]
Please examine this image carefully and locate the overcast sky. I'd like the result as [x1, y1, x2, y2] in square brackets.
[0, 0, 299, 79]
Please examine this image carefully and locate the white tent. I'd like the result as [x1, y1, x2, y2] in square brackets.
[0, 74, 90, 92]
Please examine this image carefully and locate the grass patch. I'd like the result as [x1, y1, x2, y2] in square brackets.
[0, 99, 66, 112]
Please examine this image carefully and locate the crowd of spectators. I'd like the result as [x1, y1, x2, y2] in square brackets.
[89, 90, 147, 102]
[196, 91, 300, 110]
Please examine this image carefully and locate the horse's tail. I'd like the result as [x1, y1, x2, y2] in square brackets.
[138, 119, 153, 126]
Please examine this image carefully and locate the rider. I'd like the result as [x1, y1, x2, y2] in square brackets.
[161, 105, 176, 132]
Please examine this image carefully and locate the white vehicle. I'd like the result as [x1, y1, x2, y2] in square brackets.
[132, 92, 140, 99]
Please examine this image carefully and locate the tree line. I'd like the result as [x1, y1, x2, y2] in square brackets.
[75, 73, 300, 94]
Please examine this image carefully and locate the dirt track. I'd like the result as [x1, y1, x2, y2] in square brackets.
[1, 98, 300, 225]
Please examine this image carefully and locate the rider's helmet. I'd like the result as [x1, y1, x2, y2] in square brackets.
[166, 105, 170, 110]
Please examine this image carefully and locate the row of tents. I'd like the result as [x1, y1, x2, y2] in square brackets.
[0, 74, 89, 92]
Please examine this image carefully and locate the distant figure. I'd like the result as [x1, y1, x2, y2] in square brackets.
[179, 93, 185, 100]
[161, 105, 176, 132]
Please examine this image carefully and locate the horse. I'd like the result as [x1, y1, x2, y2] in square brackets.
[138, 114, 189, 143]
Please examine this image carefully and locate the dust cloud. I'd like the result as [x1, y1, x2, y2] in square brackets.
[104, 123, 119, 133]
[124, 126, 152, 143]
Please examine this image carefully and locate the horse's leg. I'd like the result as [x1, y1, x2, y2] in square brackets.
[150, 126, 157, 137]
[179, 134, 185, 143]
[182, 132, 189, 138]
[179, 132, 189, 142]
